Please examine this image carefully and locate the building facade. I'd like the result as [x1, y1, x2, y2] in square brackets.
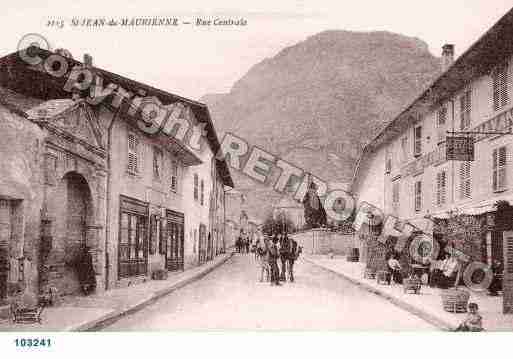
[351, 8, 513, 311]
[0, 47, 233, 306]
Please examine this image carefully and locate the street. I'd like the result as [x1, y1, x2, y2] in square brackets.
[102, 254, 437, 331]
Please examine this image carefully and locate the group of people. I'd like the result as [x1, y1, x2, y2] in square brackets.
[381, 249, 491, 331]
[235, 233, 251, 254]
[255, 232, 302, 286]
[383, 251, 462, 287]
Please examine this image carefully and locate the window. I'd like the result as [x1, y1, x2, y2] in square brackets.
[414, 126, 422, 157]
[193, 174, 199, 200]
[200, 180, 205, 205]
[493, 146, 507, 192]
[437, 106, 447, 144]
[170, 160, 178, 193]
[401, 136, 408, 163]
[392, 181, 400, 209]
[492, 63, 509, 111]
[459, 161, 472, 199]
[153, 146, 163, 180]
[127, 133, 139, 174]
[460, 88, 472, 129]
[436, 171, 447, 206]
[385, 158, 392, 174]
[414, 181, 422, 212]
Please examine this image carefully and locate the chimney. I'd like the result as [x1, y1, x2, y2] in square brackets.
[83, 53, 93, 68]
[441, 44, 454, 72]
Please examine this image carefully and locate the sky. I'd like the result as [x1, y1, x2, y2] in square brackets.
[1, 0, 512, 100]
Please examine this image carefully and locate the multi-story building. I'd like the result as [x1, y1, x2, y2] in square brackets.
[352, 8, 513, 307]
[0, 46, 233, 306]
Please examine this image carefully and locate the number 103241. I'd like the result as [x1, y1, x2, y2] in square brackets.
[15, 338, 52, 348]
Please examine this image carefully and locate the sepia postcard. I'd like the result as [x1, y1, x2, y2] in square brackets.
[1, 1, 513, 356]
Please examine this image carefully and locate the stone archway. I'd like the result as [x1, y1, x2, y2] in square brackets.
[48, 171, 95, 296]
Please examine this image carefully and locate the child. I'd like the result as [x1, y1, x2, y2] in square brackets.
[455, 303, 483, 332]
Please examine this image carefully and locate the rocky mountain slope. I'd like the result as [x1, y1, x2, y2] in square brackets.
[203, 30, 441, 221]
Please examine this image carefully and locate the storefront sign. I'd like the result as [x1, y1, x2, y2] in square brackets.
[401, 144, 446, 178]
[470, 108, 513, 143]
[446, 136, 474, 161]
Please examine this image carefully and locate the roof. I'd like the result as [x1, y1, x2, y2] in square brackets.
[0, 47, 233, 187]
[26, 99, 78, 120]
[352, 6, 513, 188]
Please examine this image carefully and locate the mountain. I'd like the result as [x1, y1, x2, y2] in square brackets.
[202, 30, 441, 221]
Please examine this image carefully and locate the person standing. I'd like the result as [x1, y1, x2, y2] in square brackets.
[245, 235, 250, 254]
[288, 236, 300, 282]
[279, 232, 291, 281]
[257, 238, 270, 282]
[387, 253, 403, 284]
[269, 235, 281, 286]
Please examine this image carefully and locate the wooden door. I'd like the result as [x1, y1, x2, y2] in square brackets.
[166, 210, 184, 271]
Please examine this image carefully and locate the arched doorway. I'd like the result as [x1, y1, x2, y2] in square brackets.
[52, 172, 94, 296]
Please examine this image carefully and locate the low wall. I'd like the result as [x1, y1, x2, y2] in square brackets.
[292, 230, 357, 255]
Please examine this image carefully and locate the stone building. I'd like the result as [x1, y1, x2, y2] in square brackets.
[0, 46, 232, 307]
[351, 8, 513, 312]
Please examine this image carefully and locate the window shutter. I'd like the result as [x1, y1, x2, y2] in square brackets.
[170, 161, 178, 193]
[437, 107, 447, 144]
[493, 64, 509, 111]
[440, 171, 447, 205]
[194, 174, 199, 200]
[200, 180, 205, 205]
[414, 126, 422, 156]
[460, 89, 471, 130]
[435, 172, 446, 206]
[493, 148, 498, 191]
[127, 133, 139, 173]
[385, 158, 392, 174]
[414, 181, 422, 212]
[460, 162, 471, 199]
[494, 146, 508, 191]
[499, 146, 507, 190]
[501, 66, 509, 107]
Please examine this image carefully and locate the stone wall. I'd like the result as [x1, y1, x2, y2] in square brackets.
[292, 229, 357, 255]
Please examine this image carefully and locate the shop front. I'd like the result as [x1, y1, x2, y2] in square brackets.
[165, 209, 184, 271]
[118, 195, 148, 279]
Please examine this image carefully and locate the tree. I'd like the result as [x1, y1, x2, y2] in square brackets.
[262, 212, 295, 236]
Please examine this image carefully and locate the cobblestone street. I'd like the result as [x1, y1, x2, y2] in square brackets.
[103, 254, 436, 331]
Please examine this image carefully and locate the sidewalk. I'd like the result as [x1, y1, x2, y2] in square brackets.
[0, 252, 233, 332]
[305, 255, 513, 331]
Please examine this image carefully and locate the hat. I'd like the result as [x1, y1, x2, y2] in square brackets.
[309, 182, 317, 190]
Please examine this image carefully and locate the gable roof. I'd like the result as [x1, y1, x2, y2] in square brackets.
[352, 6, 513, 189]
[0, 47, 234, 187]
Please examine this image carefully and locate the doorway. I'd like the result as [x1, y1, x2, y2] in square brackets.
[165, 210, 184, 271]
[0, 199, 12, 302]
[60, 172, 93, 295]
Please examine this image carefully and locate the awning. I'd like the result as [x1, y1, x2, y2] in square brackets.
[458, 197, 513, 216]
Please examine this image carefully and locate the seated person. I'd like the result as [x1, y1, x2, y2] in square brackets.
[455, 303, 483, 332]
[387, 254, 403, 284]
